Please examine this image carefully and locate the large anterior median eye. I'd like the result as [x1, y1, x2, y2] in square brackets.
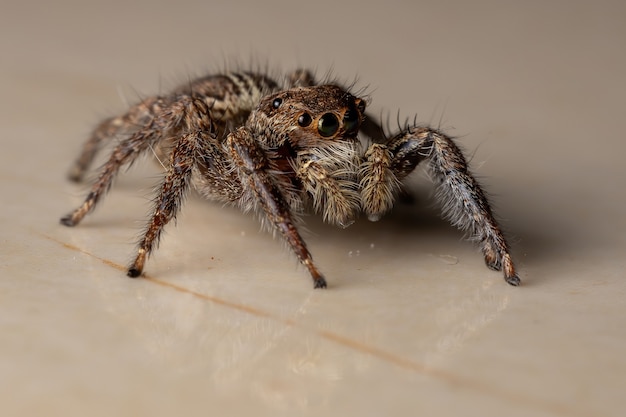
[317, 113, 339, 137]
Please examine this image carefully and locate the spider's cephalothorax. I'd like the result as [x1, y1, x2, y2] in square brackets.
[61, 69, 520, 288]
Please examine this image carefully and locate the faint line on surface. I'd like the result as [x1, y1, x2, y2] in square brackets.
[43, 232, 591, 417]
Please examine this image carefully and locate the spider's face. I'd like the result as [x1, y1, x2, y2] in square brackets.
[255, 85, 366, 147]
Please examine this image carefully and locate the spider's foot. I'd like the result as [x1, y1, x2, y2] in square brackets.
[501, 253, 520, 286]
[485, 254, 519, 285]
[482, 246, 502, 271]
[67, 171, 84, 183]
[127, 267, 142, 278]
[128, 249, 146, 278]
[313, 276, 328, 289]
[304, 259, 327, 288]
[505, 274, 521, 286]
[59, 214, 77, 227]
[67, 160, 91, 182]
[485, 258, 502, 272]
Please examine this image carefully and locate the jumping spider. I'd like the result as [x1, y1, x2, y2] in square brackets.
[60, 69, 520, 288]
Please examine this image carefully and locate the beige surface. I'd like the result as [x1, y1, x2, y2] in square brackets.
[1, 1, 625, 416]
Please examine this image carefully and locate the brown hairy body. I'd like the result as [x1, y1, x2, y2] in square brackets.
[61, 69, 519, 288]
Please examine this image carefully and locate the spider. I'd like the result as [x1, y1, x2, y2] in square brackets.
[60, 69, 520, 288]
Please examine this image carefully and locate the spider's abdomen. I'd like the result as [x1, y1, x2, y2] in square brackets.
[176, 72, 279, 122]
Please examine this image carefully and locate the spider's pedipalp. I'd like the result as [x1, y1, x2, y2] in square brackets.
[359, 143, 401, 221]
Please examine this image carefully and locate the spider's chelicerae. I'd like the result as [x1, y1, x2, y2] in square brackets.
[60, 69, 520, 288]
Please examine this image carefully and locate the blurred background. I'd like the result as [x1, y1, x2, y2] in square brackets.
[1, 1, 625, 416]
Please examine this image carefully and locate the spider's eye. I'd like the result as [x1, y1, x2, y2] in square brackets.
[317, 113, 340, 137]
[272, 98, 283, 109]
[298, 112, 312, 127]
[343, 108, 359, 133]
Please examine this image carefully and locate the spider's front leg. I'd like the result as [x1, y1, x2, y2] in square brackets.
[361, 126, 520, 286]
[227, 130, 327, 288]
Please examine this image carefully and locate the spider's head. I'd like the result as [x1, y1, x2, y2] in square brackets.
[251, 85, 365, 228]
[254, 85, 366, 147]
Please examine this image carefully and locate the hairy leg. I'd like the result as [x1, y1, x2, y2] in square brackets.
[126, 96, 217, 277]
[127, 130, 208, 277]
[60, 121, 164, 227]
[228, 130, 327, 288]
[361, 126, 520, 286]
[67, 97, 162, 182]
[60, 96, 209, 227]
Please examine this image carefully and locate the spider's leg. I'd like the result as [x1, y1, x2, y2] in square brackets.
[228, 130, 327, 288]
[61, 128, 162, 227]
[125, 96, 215, 277]
[127, 129, 208, 277]
[68, 97, 161, 182]
[60, 96, 198, 227]
[361, 126, 520, 286]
